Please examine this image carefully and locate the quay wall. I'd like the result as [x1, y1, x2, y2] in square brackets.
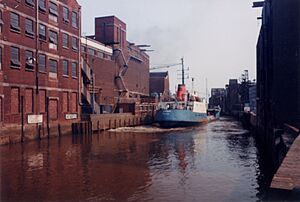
[0, 122, 76, 145]
[0, 112, 155, 145]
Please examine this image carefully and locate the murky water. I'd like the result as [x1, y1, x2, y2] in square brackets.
[0, 118, 270, 201]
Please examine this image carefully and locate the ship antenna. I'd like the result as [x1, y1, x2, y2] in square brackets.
[205, 77, 208, 104]
[181, 57, 185, 85]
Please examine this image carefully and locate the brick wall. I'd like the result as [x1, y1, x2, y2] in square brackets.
[1, 0, 81, 125]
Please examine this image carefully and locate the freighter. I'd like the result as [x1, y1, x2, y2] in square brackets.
[155, 59, 208, 128]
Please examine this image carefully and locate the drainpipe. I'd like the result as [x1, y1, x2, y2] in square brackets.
[78, 6, 83, 109]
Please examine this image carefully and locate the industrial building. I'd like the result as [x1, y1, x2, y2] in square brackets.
[0, 1, 152, 143]
[0, 0, 81, 140]
[149, 72, 170, 100]
[81, 16, 150, 115]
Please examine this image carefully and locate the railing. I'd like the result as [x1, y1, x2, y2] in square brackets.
[81, 59, 92, 82]
[81, 80, 92, 104]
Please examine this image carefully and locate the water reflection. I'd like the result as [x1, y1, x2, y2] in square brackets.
[0, 118, 268, 201]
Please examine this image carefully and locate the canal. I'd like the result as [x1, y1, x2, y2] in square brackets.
[0, 118, 270, 201]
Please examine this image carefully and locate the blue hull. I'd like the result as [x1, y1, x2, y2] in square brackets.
[155, 109, 207, 128]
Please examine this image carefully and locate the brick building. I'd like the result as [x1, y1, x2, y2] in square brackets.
[81, 16, 150, 115]
[149, 72, 170, 99]
[0, 0, 81, 139]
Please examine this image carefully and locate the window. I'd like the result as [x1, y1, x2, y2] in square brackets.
[62, 33, 69, 48]
[0, 47, 2, 70]
[49, 30, 57, 44]
[49, 2, 58, 16]
[0, 10, 3, 33]
[72, 37, 78, 50]
[63, 7, 69, 23]
[72, 11, 78, 28]
[49, 59, 57, 73]
[25, 18, 34, 37]
[72, 62, 77, 77]
[63, 60, 68, 76]
[25, 50, 34, 70]
[38, 0, 46, 12]
[98, 52, 104, 58]
[11, 47, 20, 67]
[39, 24, 46, 40]
[88, 48, 95, 56]
[11, 88, 20, 114]
[39, 54, 46, 72]
[25, 0, 34, 7]
[49, 59, 57, 79]
[10, 12, 20, 32]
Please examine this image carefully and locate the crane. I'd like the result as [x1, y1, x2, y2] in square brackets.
[150, 62, 182, 71]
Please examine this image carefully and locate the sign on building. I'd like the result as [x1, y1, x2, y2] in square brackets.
[27, 115, 43, 124]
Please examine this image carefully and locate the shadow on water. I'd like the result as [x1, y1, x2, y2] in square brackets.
[0, 117, 273, 201]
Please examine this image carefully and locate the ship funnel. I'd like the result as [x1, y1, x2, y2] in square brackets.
[176, 84, 186, 101]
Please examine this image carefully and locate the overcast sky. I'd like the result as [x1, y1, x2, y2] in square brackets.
[77, 0, 262, 96]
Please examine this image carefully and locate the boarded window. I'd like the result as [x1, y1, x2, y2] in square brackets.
[63, 92, 69, 112]
[10, 12, 20, 32]
[39, 54, 46, 72]
[49, 99, 58, 120]
[25, 18, 34, 36]
[39, 90, 46, 113]
[11, 47, 20, 67]
[11, 88, 19, 114]
[0, 97, 3, 122]
[0, 47, 2, 70]
[71, 93, 77, 113]
[25, 89, 33, 113]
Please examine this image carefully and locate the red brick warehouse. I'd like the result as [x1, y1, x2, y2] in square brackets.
[81, 16, 150, 114]
[0, 0, 81, 140]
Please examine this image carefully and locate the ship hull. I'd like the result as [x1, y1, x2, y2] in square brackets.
[155, 109, 207, 128]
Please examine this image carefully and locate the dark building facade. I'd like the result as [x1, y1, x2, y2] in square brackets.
[224, 79, 241, 115]
[0, 0, 81, 137]
[209, 88, 225, 110]
[255, 0, 300, 165]
[256, 0, 300, 132]
[149, 72, 170, 99]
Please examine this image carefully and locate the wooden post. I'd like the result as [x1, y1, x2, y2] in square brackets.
[21, 96, 25, 143]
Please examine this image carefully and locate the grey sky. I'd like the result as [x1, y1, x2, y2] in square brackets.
[77, 0, 261, 96]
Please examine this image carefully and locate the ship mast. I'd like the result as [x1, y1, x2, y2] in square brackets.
[181, 58, 185, 85]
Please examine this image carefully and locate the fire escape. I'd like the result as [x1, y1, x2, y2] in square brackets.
[81, 58, 101, 115]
